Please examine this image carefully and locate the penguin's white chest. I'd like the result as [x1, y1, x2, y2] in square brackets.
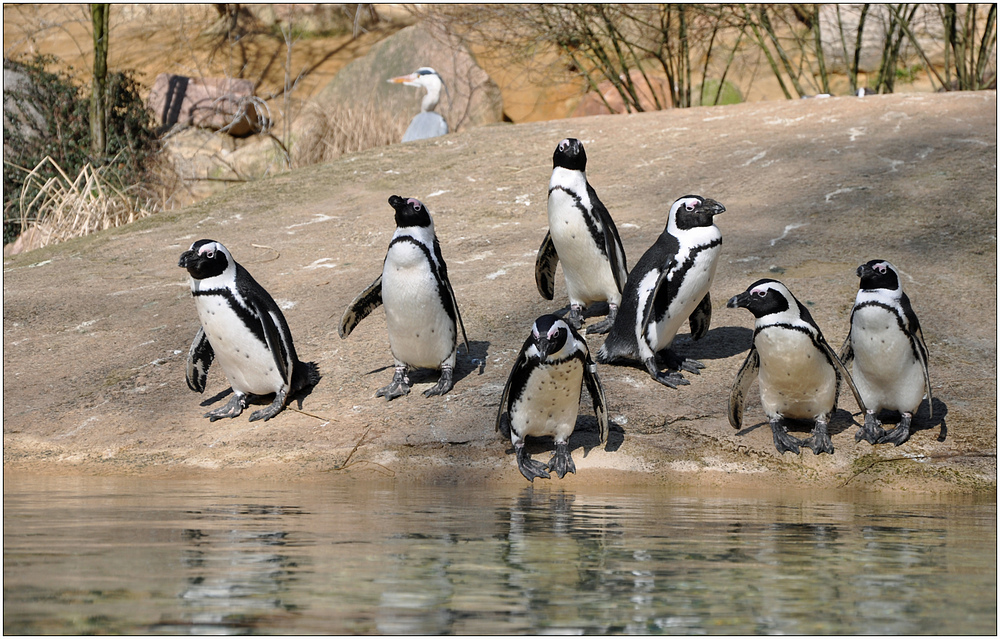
[195, 295, 283, 396]
[510, 360, 584, 443]
[381, 242, 455, 369]
[548, 190, 619, 306]
[850, 306, 925, 413]
[755, 327, 837, 420]
[648, 243, 720, 349]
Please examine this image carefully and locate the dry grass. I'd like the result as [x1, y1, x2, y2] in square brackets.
[293, 98, 406, 167]
[14, 156, 157, 251]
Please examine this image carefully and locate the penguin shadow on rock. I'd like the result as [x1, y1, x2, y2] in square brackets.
[865, 397, 948, 444]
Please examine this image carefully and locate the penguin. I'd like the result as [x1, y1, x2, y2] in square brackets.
[596, 195, 726, 388]
[496, 314, 608, 482]
[727, 279, 866, 454]
[839, 260, 932, 446]
[340, 195, 469, 400]
[179, 239, 319, 422]
[535, 138, 628, 334]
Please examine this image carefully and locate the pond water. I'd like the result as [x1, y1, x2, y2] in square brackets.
[3, 475, 996, 635]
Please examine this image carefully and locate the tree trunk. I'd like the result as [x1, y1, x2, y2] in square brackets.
[90, 3, 110, 158]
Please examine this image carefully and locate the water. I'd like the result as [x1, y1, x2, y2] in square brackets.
[4, 475, 995, 635]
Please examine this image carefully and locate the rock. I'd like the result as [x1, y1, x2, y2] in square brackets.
[315, 23, 504, 137]
[572, 69, 672, 117]
[146, 73, 264, 137]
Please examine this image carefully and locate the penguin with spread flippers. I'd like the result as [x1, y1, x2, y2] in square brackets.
[340, 195, 469, 399]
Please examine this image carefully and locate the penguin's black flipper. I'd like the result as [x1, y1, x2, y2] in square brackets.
[495, 334, 534, 433]
[582, 357, 609, 445]
[820, 337, 867, 415]
[255, 302, 292, 394]
[589, 183, 628, 294]
[186, 327, 214, 393]
[534, 231, 559, 301]
[689, 292, 712, 341]
[838, 331, 854, 366]
[901, 293, 933, 419]
[339, 275, 383, 338]
[729, 346, 759, 429]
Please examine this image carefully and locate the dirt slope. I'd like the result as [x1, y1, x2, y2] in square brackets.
[4, 92, 997, 492]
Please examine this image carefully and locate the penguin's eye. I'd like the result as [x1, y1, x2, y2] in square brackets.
[412, 203, 422, 211]
[685, 200, 698, 211]
[875, 264, 887, 274]
[752, 289, 767, 298]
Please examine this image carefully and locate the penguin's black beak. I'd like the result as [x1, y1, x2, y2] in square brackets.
[537, 336, 553, 358]
[856, 263, 870, 278]
[388, 195, 406, 211]
[702, 198, 726, 216]
[727, 292, 749, 309]
[178, 250, 197, 269]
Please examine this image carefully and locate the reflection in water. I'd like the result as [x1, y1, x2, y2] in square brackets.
[156, 505, 308, 634]
[3, 477, 995, 635]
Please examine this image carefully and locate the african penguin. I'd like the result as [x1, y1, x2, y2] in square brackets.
[179, 239, 319, 422]
[339, 195, 469, 400]
[839, 260, 932, 446]
[496, 315, 608, 481]
[596, 195, 725, 387]
[727, 279, 866, 455]
[535, 138, 629, 334]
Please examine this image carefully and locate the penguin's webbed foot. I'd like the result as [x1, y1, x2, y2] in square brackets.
[516, 443, 550, 482]
[855, 411, 886, 445]
[659, 349, 704, 375]
[645, 358, 690, 388]
[376, 367, 410, 401]
[585, 305, 617, 335]
[249, 390, 287, 422]
[566, 305, 584, 331]
[204, 393, 246, 421]
[802, 419, 834, 455]
[424, 366, 454, 397]
[770, 417, 802, 454]
[547, 441, 577, 479]
[877, 413, 912, 446]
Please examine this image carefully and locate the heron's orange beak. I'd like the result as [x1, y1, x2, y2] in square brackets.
[387, 73, 418, 85]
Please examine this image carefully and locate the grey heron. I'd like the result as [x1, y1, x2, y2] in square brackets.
[388, 67, 449, 142]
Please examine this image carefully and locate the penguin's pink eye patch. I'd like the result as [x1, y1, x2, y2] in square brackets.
[547, 326, 560, 339]
[751, 286, 769, 298]
[408, 199, 422, 211]
[682, 198, 700, 211]
[875, 263, 888, 274]
[199, 244, 217, 258]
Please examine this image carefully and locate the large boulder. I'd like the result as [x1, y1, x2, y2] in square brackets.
[146, 73, 263, 137]
[315, 23, 504, 137]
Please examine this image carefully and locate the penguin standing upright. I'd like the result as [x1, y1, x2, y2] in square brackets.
[597, 195, 725, 387]
[496, 314, 608, 481]
[840, 260, 932, 446]
[535, 138, 628, 334]
[340, 195, 469, 400]
[727, 279, 866, 454]
[179, 239, 319, 422]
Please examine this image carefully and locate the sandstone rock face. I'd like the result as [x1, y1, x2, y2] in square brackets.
[147, 73, 263, 137]
[316, 23, 504, 137]
[573, 69, 672, 117]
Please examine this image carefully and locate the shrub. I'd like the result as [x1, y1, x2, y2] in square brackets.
[3, 55, 162, 245]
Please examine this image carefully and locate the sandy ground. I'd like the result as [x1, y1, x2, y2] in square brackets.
[3, 91, 997, 492]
